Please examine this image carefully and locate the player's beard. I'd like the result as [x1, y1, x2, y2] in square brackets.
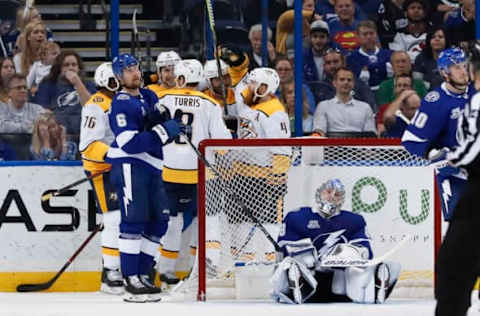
[449, 76, 469, 92]
[124, 78, 142, 90]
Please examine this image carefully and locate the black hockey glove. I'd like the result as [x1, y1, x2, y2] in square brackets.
[218, 43, 246, 67]
[145, 103, 172, 130]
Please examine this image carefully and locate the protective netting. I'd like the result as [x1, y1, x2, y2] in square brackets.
[176, 140, 437, 300]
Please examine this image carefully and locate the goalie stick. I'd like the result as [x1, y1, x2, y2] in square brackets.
[41, 170, 108, 201]
[319, 235, 410, 268]
[16, 224, 103, 292]
[181, 133, 282, 253]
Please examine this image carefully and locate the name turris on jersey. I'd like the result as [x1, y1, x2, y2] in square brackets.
[174, 96, 201, 107]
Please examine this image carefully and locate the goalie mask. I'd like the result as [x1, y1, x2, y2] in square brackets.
[314, 179, 345, 218]
[94, 62, 119, 92]
[248, 67, 280, 101]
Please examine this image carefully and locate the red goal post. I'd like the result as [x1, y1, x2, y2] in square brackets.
[194, 137, 441, 301]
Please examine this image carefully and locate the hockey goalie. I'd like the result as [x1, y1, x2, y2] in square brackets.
[271, 178, 401, 304]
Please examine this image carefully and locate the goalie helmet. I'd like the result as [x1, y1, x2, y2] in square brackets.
[174, 59, 203, 88]
[94, 62, 119, 92]
[437, 47, 467, 74]
[248, 67, 280, 100]
[156, 51, 181, 69]
[314, 179, 345, 218]
[204, 59, 229, 80]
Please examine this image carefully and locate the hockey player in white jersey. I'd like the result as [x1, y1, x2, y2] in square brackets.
[271, 178, 401, 304]
[146, 50, 181, 96]
[202, 59, 237, 115]
[79, 62, 123, 294]
[155, 59, 232, 286]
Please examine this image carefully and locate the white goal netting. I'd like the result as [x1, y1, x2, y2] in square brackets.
[175, 138, 439, 301]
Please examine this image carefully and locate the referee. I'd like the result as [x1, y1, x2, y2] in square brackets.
[436, 41, 480, 316]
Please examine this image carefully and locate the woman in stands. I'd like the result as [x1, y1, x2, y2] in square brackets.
[413, 26, 451, 90]
[280, 78, 313, 136]
[30, 112, 77, 161]
[34, 50, 95, 135]
[13, 21, 47, 75]
[0, 57, 15, 102]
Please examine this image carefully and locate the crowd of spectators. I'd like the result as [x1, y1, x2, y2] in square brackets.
[0, 0, 476, 160]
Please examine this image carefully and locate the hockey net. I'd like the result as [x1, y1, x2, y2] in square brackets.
[175, 138, 440, 301]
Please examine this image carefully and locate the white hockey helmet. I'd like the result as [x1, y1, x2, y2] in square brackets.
[94, 62, 119, 92]
[156, 51, 181, 69]
[204, 59, 229, 80]
[314, 179, 345, 218]
[248, 67, 280, 100]
[175, 59, 204, 88]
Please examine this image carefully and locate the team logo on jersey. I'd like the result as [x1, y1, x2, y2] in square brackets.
[57, 91, 79, 108]
[451, 107, 461, 119]
[307, 220, 320, 229]
[425, 91, 440, 103]
[117, 94, 130, 100]
[93, 96, 104, 103]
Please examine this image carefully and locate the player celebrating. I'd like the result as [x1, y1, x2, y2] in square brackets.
[146, 50, 181, 95]
[203, 59, 237, 115]
[435, 41, 480, 316]
[155, 59, 231, 286]
[271, 178, 401, 304]
[79, 62, 123, 294]
[105, 53, 184, 302]
[402, 47, 473, 221]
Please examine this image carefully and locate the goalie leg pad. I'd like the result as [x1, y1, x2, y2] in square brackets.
[270, 257, 318, 304]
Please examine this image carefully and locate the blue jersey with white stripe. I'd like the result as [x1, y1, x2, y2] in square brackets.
[278, 207, 373, 259]
[106, 88, 164, 172]
[402, 83, 473, 158]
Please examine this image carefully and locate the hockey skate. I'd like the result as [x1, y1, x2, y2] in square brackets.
[159, 271, 180, 291]
[374, 262, 401, 304]
[100, 268, 124, 295]
[123, 275, 162, 303]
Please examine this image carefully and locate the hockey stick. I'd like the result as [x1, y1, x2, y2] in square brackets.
[181, 133, 281, 253]
[16, 224, 103, 292]
[319, 235, 410, 268]
[41, 170, 108, 202]
[205, 0, 229, 116]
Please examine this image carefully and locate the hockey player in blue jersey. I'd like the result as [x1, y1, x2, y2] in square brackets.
[105, 53, 184, 303]
[402, 47, 472, 221]
[271, 179, 400, 304]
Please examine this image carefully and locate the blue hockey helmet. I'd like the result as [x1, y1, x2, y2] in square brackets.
[437, 47, 467, 74]
[112, 53, 139, 79]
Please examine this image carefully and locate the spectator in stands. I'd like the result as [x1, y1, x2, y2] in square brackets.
[444, 0, 475, 49]
[382, 89, 420, 138]
[0, 73, 46, 133]
[13, 21, 47, 75]
[388, 0, 429, 63]
[303, 20, 333, 83]
[315, 0, 367, 22]
[326, 0, 361, 52]
[0, 19, 14, 58]
[34, 50, 95, 135]
[26, 41, 60, 96]
[4, 5, 53, 58]
[376, 73, 413, 135]
[247, 24, 276, 70]
[309, 48, 377, 112]
[413, 26, 450, 90]
[431, 0, 460, 25]
[312, 67, 376, 136]
[30, 112, 77, 161]
[376, 0, 408, 48]
[276, 0, 321, 55]
[280, 78, 313, 135]
[274, 55, 316, 114]
[347, 20, 392, 91]
[0, 57, 15, 102]
[376, 51, 427, 105]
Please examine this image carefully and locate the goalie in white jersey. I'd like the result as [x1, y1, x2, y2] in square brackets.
[79, 62, 123, 294]
[155, 59, 231, 285]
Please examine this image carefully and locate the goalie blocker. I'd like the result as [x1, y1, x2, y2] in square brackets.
[271, 179, 401, 304]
